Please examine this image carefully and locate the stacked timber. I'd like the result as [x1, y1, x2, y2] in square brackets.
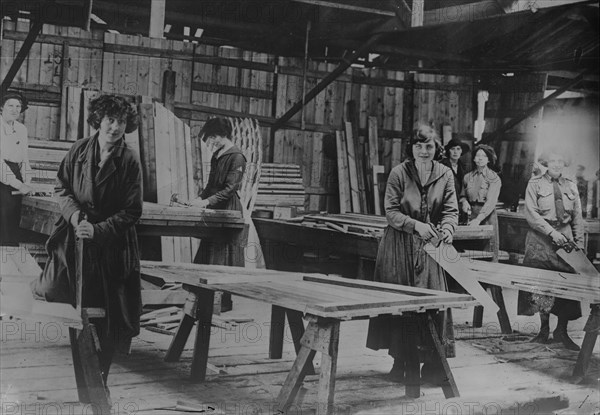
[336, 117, 406, 215]
[253, 163, 305, 214]
[27, 139, 75, 192]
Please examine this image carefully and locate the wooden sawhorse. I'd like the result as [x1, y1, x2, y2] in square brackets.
[573, 304, 600, 382]
[163, 286, 315, 379]
[275, 311, 459, 415]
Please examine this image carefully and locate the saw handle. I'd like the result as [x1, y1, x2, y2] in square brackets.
[554, 234, 578, 253]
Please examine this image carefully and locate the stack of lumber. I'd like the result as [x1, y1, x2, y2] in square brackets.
[336, 117, 406, 215]
[253, 163, 305, 213]
[27, 139, 74, 193]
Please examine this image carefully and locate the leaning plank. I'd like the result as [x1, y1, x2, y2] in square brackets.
[343, 123, 361, 213]
[425, 244, 499, 313]
[335, 131, 351, 214]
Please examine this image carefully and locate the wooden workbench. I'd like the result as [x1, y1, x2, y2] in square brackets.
[140, 261, 476, 414]
[19, 196, 246, 239]
[253, 215, 498, 272]
[497, 210, 599, 255]
[465, 259, 600, 382]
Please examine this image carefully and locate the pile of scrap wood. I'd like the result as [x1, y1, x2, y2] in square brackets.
[336, 115, 406, 215]
[297, 213, 386, 236]
[253, 163, 305, 214]
[140, 305, 254, 336]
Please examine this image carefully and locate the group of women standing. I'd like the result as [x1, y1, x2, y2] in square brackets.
[3, 89, 586, 394]
[369, 124, 585, 385]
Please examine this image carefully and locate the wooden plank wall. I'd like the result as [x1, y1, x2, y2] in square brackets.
[2, 20, 475, 213]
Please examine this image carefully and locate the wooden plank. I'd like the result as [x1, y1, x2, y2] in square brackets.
[425, 244, 499, 313]
[154, 103, 175, 261]
[65, 86, 82, 141]
[343, 124, 361, 213]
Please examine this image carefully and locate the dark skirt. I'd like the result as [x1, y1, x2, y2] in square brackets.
[0, 160, 24, 246]
[366, 226, 455, 359]
[517, 228, 582, 321]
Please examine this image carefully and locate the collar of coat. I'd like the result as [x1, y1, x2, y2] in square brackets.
[77, 133, 128, 187]
[214, 144, 243, 160]
[405, 159, 451, 188]
[543, 172, 567, 185]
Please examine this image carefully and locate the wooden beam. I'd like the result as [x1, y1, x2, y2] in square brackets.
[149, 0, 166, 38]
[482, 71, 588, 143]
[272, 32, 388, 132]
[411, 0, 424, 27]
[1, 17, 44, 95]
[290, 0, 395, 16]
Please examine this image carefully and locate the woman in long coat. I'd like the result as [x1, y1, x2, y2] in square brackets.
[517, 148, 583, 351]
[32, 95, 143, 386]
[367, 125, 458, 383]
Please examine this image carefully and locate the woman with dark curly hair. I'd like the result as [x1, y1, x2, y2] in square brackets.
[32, 95, 143, 395]
[366, 124, 458, 385]
[517, 148, 583, 351]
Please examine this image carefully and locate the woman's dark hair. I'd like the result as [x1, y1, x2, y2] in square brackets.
[409, 124, 443, 160]
[444, 138, 469, 158]
[537, 147, 572, 168]
[473, 144, 500, 171]
[1, 90, 28, 112]
[87, 95, 138, 134]
[198, 117, 232, 142]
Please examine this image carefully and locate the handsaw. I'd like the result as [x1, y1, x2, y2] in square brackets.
[424, 224, 499, 313]
[555, 237, 599, 277]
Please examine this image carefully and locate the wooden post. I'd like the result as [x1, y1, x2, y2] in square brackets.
[149, 0, 166, 38]
[402, 72, 415, 132]
[162, 70, 176, 111]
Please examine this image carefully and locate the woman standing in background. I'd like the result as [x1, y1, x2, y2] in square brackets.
[0, 91, 34, 245]
[460, 145, 502, 249]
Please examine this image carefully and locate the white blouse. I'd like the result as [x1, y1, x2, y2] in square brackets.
[0, 117, 31, 189]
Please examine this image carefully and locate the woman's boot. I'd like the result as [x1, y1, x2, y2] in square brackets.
[530, 312, 550, 343]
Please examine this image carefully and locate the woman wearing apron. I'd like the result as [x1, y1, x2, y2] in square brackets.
[517, 149, 583, 351]
[0, 91, 34, 245]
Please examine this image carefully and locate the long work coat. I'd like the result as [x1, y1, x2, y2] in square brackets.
[32, 134, 143, 341]
[194, 145, 246, 266]
[367, 160, 458, 359]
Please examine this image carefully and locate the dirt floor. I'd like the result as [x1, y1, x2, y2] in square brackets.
[1, 287, 598, 415]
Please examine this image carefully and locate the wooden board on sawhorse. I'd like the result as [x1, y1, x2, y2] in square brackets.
[163, 286, 313, 380]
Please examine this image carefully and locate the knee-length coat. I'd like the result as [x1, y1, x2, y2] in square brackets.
[32, 134, 143, 340]
[366, 160, 458, 358]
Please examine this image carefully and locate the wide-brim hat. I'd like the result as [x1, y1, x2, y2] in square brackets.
[1, 90, 28, 112]
[444, 138, 470, 153]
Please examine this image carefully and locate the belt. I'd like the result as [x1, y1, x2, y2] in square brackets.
[470, 201, 485, 206]
[545, 218, 569, 228]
